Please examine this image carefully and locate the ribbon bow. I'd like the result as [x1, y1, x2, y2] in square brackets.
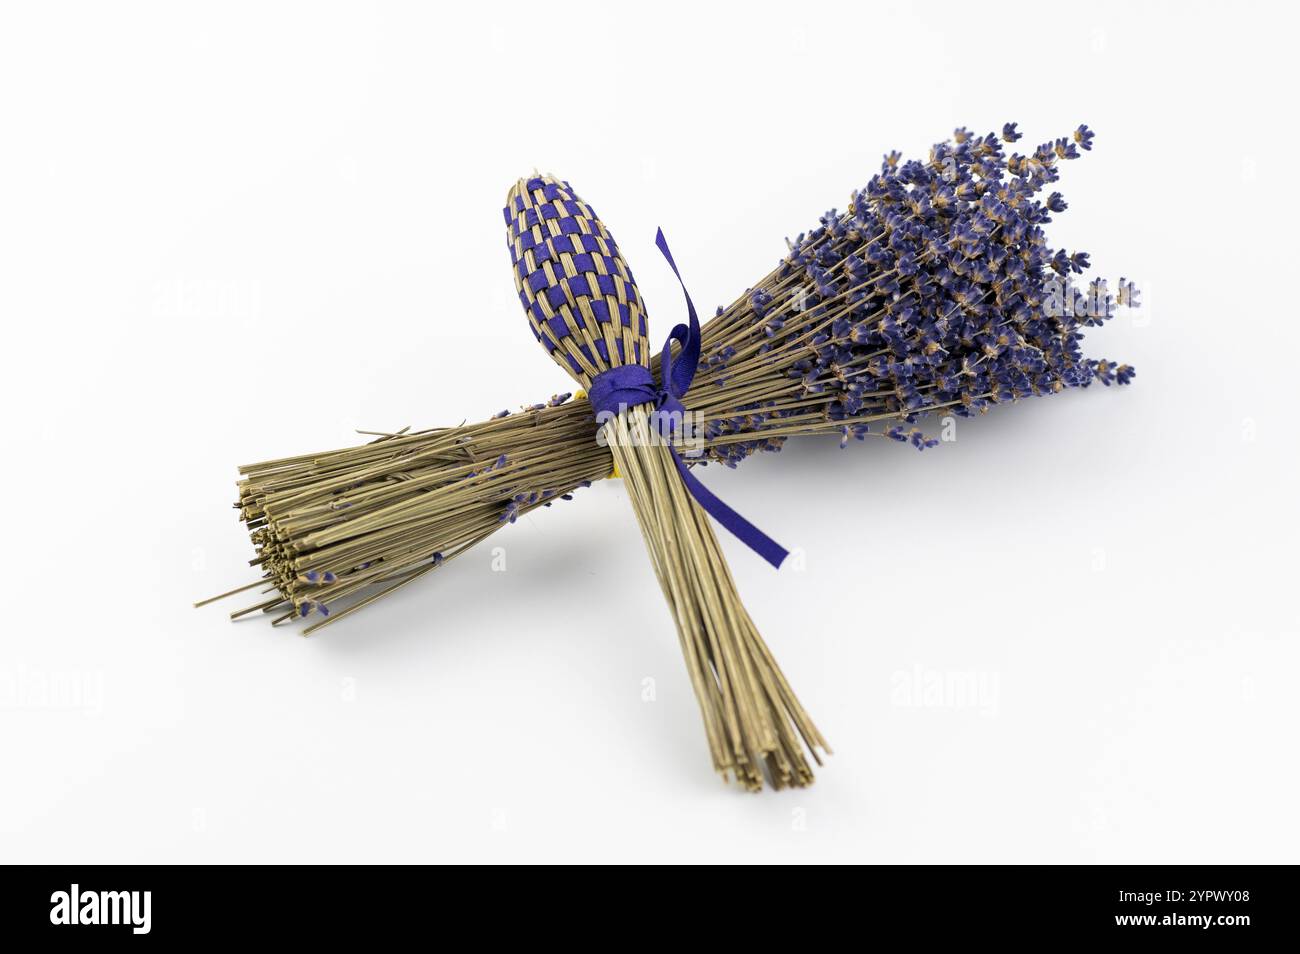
[586, 229, 789, 569]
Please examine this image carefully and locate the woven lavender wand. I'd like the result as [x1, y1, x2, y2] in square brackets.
[504, 175, 827, 790]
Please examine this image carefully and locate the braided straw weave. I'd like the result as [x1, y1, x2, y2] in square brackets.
[505, 175, 827, 790]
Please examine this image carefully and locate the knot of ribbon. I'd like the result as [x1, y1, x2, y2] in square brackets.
[586, 229, 789, 569]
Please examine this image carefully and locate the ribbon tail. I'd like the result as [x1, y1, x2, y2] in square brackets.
[653, 226, 788, 569]
[669, 448, 789, 569]
[654, 228, 701, 399]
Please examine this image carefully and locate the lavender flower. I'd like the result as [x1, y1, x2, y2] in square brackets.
[688, 122, 1135, 464]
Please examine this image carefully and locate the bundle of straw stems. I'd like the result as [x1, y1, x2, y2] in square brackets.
[498, 175, 824, 789]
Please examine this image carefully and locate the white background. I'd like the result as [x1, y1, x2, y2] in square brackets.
[2, 0, 1296, 864]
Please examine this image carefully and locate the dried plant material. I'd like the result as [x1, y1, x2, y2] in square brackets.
[202, 122, 1135, 791]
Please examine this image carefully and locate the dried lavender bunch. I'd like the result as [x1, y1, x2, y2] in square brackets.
[691, 121, 1135, 463]
[206, 122, 1134, 637]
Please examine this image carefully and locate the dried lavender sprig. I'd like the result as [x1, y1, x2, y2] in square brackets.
[207, 122, 1134, 635]
[690, 123, 1134, 463]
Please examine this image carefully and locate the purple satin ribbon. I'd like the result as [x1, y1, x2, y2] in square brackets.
[587, 229, 789, 570]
